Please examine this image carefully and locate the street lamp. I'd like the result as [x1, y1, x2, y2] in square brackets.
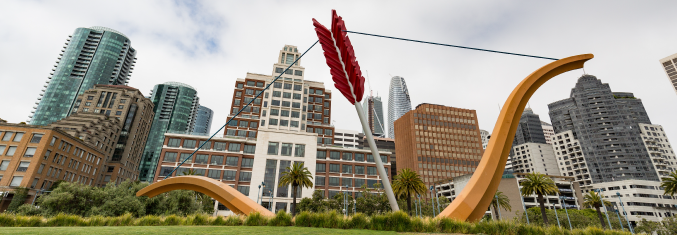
[257, 182, 265, 204]
[269, 190, 273, 212]
[595, 189, 612, 229]
[613, 205, 624, 231]
[429, 186, 436, 216]
[559, 195, 572, 230]
[549, 192, 561, 228]
[518, 185, 529, 225]
[417, 194, 422, 218]
[434, 185, 441, 215]
[616, 192, 634, 234]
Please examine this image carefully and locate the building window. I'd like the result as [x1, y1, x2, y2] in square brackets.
[280, 143, 293, 156]
[179, 153, 192, 164]
[226, 156, 239, 166]
[329, 164, 340, 173]
[316, 176, 325, 186]
[167, 138, 181, 147]
[328, 177, 340, 186]
[6, 146, 17, 156]
[294, 70, 303, 76]
[355, 153, 364, 162]
[213, 142, 226, 151]
[237, 185, 250, 196]
[241, 158, 254, 168]
[317, 151, 326, 159]
[342, 178, 352, 187]
[183, 139, 196, 148]
[208, 170, 221, 179]
[342, 165, 352, 174]
[210, 155, 224, 165]
[195, 154, 209, 164]
[228, 143, 241, 152]
[243, 145, 256, 154]
[269, 119, 278, 126]
[280, 120, 289, 126]
[316, 163, 326, 172]
[12, 133, 23, 142]
[30, 134, 43, 143]
[342, 152, 352, 161]
[355, 166, 365, 175]
[367, 166, 377, 175]
[355, 178, 365, 187]
[330, 151, 340, 160]
[294, 144, 305, 157]
[10, 176, 23, 187]
[23, 147, 37, 158]
[268, 142, 279, 155]
[223, 170, 236, 181]
[367, 154, 374, 162]
[239, 172, 252, 182]
[199, 141, 211, 150]
[163, 152, 178, 162]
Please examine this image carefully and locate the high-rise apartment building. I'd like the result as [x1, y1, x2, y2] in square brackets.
[192, 106, 213, 135]
[67, 85, 154, 184]
[480, 130, 490, 149]
[638, 123, 677, 180]
[387, 76, 412, 138]
[394, 103, 483, 189]
[0, 122, 109, 211]
[541, 121, 555, 145]
[659, 53, 677, 94]
[548, 75, 659, 185]
[363, 95, 385, 137]
[139, 82, 200, 182]
[151, 45, 393, 214]
[30, 27, 136, 126]
[509, 109, 560, 175]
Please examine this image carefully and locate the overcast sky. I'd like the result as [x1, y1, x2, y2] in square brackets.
[2, 1, 677, 143]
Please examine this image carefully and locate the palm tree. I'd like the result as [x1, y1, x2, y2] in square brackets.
[583, 190, 613, 229]
[490, 191, 511, 220]
[392, 168, 426, 215]
[661, 171, 677, 196]
[278, 162, 313, 216]
[520, 172, 557, 225]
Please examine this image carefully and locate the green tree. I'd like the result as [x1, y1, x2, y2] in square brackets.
[391, 168, 426, 215]
[490, 190, 511, 220]
[520, 172, 557, 226]
[297, 190, 328, 212]
[661, 171, 677, 196]
[6, 187, 29, 212]
[277, 162, 313, 216]
[582, 190, 612, 229]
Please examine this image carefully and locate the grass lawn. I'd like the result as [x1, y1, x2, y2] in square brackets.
[0, 226, 414, 235]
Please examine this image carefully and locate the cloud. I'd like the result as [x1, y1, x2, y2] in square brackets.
[1, 0, 677, 149]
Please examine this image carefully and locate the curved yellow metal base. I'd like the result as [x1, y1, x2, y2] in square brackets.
[136, 176, 275, 217]
[437, 54, 594, 222]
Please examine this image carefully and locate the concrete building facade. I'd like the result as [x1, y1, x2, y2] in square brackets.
[638, 123, 677, 180]
[334, 129, 364, 149]
[659, 53, 677, 95]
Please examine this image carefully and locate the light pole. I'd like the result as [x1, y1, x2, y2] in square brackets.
[269, 190, 273, 212]
[519, 186, 529, 225]
[414, 195, 419, 217]
[344, 185, 348, 216]
[616, 192, 634, 234]
[614, 206, 624, 231]
[549, 193, 561, 228]
[434, 185, 441, 215]
[559, 195, 572, 230]
[417, 194, 422, 218]
[257, 182, 265, 204]
[595, 189, 612, 230]
[430, 186, 436, 216]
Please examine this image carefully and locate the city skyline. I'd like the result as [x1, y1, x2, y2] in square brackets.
[2, 1, 677, 147]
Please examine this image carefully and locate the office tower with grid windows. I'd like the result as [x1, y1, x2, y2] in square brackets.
[139, 82, 200, 182]
[548, 74, 658, 188]
[151, 45, 393, 215]
[394, 103, 483, 190]
[508, 108, 560, 176]
[67, 85, 154, 184]
[192, 106, 214, 135]
[387, 76, 412, 138]
[363, 95, 385, 137]
[30, 27, 136, 126]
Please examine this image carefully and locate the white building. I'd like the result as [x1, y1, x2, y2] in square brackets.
[591, 180, 676, 225]
[658, 53, 677, 95]
[541, 121, 555, 145]
[638, 123, 677, 180]
[334, 129, 364, 149]
[510, 143, 560, 176]
[553, 130, 592, 192]
[480, 129, 490, 149]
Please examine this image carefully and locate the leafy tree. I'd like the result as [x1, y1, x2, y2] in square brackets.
[277, 162, 313, 216]
[355, 184, 391, 216]
[391, 168, 426, 215]
[297, 190, 329, 213]
[520, 172, 557, 226]
[582, 190, 612, 229]
[6, 187, 29, 212]
[661, 171, 677, 196]
[490, 190, 511, 220]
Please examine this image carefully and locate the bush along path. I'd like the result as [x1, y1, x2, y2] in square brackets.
[0, 210, 636, 235]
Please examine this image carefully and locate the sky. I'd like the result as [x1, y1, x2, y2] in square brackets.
[1, 0, 677, 143]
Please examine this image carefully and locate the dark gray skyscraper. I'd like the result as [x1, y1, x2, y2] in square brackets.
[548, 75, 658, 183]
[30, 26, 136, 125]
[192, 105, 213, 135]
[387, 76, 412, 138]
[513, 108, 547, 145]
[139, 82, 199, 182]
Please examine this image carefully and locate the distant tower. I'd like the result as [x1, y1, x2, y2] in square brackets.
[387, 76, 412, 138]
[139, 82, 200, 182]
[659, 53, 677, 95]
[192, 105, 214, 135]
[362, 95, 385, 137]
[480, 130, 490, 149]
[30, 26, 137, 125]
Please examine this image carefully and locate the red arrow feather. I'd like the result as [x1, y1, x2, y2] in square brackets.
[313, 10, 365, 105]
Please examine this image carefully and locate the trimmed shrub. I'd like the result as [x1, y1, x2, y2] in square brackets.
[186, 214, 210, 225]
[268, 210, 292, 226]
[439, 217, 472, 234]
[45, 213, 83, 226]
[162, 214, 184, 226]
[243, 212, 267, 226]
[0, 213, 16, 227]
[210, 216, 226, 226]
[321, 211, 340, 228]
[14, 215, 43, 227]
[136, 215, 162, 226]
[294, 211, 311, 227]
[388, 211, 410, 232]
[349, 213, 369, 230]
[87, 215, 107, 226]
[409, 216, 425, 232]
[225, 215, 242, 226]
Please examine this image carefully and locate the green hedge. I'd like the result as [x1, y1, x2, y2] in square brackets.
[0, 211, 634, 234]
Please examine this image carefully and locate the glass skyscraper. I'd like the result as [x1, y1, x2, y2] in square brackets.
[30, 26, 136, 125]
[192, 105, 213, 135]
[139, 82, 200, 182]
[387, 76, 412, 138]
